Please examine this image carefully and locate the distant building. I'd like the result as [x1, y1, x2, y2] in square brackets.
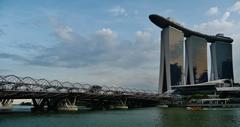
[210, 41, 234, 81]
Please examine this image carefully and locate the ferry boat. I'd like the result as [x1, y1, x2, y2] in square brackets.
[186, 98, 240, 110]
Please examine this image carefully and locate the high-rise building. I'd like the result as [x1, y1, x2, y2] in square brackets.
[210, 41, 234, 81]
[149, 14, 234, 94]
[185, 35, 208, 84]
[159, 26, 184, 93]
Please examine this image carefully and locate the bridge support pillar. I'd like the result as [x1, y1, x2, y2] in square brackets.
[0, 99, 13, 110]
[31, 97, 78, 112]
[110, 98, 128, 110]
[31, 98, 49, 112]
[57, 97, 78, 111]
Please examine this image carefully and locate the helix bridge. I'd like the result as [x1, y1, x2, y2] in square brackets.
[0, 75, 160, 111]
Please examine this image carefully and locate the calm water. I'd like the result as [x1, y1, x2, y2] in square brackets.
[1, 106, 240, 127]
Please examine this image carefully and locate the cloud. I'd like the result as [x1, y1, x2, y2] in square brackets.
[55, 26, 75, 42]
[196, 2, 240, 34]
[0, 28, 6, 36]
[96, 28, 117, 44]
[194, 11, 235, 34]
[222, 11, 231, 21]
[0, 19, 159, 89]
[230, 1, 240, 13]
[2, 18, 159, 69]
[49, 16, 76, 42]
[136, 30, 151, 43]
[0, 69, 10, 73]
[164, 9, 174, 15]
[109, 6, 128, 16]
[206, 6, 219, 16]
[0, 53, 29, 63]
[194, 2, 240, 82]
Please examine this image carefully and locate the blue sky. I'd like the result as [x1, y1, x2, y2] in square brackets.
[0, 0, 239, 90]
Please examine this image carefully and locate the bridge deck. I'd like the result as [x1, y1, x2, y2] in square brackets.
[0, 75, 160, 106]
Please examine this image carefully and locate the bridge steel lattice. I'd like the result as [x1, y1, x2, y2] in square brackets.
[0, 75, 160, 111]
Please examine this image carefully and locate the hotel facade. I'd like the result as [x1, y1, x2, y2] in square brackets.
[149, 14, 234, 94]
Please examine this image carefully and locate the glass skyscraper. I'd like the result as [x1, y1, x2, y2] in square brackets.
[149, 14, 234, 94]
[185, 35, 208, 84]
[159, 26, 184, 93]
[210, 42, 234, 81]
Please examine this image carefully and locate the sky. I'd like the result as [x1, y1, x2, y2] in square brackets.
[0, 0, 239, 90]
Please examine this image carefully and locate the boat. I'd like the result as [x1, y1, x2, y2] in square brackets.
[186, 98, 240, 109]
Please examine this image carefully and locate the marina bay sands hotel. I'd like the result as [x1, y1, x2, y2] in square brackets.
[149, 14, 234, 94]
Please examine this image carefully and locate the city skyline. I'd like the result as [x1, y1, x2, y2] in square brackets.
[0, 0, 239, 90]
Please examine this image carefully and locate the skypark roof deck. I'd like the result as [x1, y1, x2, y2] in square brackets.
[149, 14, 233, 43]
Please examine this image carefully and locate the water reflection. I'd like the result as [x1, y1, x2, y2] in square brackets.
[1, 106, 240, 127]
[155, 108, 240, 127]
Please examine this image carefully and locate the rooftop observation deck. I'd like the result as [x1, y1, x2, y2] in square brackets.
[149, 14, 233, 43]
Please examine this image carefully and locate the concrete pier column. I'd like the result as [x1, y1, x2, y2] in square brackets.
[110, 98, 128, 110]
[0, 99, 13, 110]
[57, 97, 78, 111]
[31, 98, 49, 112]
